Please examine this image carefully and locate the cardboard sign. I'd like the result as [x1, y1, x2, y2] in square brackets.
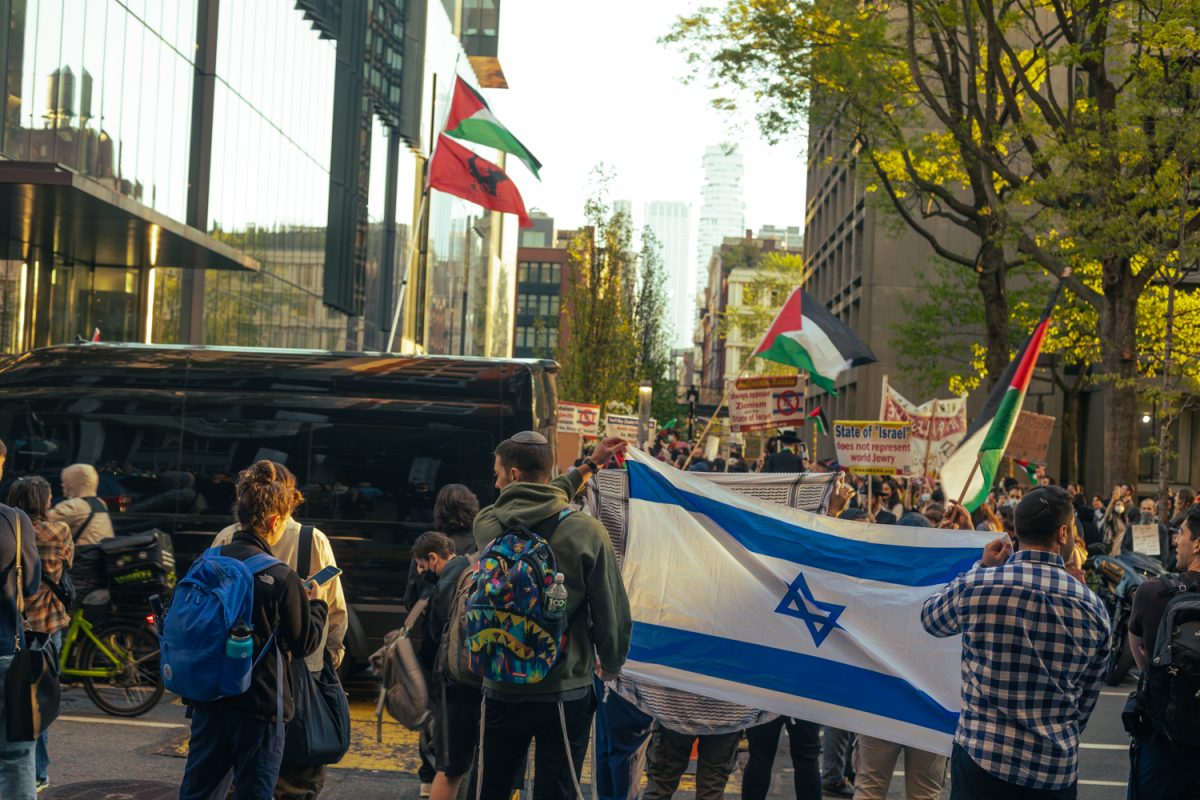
[557, 401, 601, 436]
[1132, 523, 1161, 557]
[730, 374, 807, 432]
[879, 377, 967, 476]
[1004, 411, 1056, 464]
[833, 421, 912, 475]
[605, 414, 657, 443]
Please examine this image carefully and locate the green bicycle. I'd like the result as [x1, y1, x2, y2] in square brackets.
[59, 608, 164, 717]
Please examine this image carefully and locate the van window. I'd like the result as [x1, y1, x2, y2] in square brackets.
[0, 395, 187, 506]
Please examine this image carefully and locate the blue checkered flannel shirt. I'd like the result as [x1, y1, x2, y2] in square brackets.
[921, 549, 1110, 790]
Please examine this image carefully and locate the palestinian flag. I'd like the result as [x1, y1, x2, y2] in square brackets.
[1013, 458, 1039, 484]
[428, 134, 532, 227]
[808, 405, 830, 435]
[445, 77, 542, 179]
[753, 288, 877, 394]
[940, 282, 1063, 511]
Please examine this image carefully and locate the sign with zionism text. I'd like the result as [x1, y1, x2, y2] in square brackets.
[557, 401, 601, 436]
[879, 377, 968, 476]
[730, 375, 807, 432]
[833, 421, 912, 475]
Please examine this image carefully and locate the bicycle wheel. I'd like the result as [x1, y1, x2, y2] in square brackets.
[80, 621, 164, 717]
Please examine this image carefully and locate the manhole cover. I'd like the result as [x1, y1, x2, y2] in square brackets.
[43, 780, 177, 800]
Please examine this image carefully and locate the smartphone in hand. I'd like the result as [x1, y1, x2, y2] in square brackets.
[304, 565, 343, 589]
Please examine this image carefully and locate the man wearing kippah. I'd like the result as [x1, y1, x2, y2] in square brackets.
[471, 432, 632, 799]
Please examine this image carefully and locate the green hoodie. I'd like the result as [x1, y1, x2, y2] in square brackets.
[473, 470, 632, 697]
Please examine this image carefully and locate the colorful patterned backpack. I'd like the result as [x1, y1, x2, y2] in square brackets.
[465, 510, 572, 684]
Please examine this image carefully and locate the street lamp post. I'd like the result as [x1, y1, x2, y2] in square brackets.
[637, 380, 653, 450]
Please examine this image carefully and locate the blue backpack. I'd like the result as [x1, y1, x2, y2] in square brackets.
[465, 511, 571, 685]
[160, 547, 281, 702]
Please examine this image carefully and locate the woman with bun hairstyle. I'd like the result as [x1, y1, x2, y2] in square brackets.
[179, 461, 328, 800]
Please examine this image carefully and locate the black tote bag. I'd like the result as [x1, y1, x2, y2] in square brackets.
[283, 652, 351, 765]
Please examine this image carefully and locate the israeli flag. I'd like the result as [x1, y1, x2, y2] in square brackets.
[622, 450, 991, 754]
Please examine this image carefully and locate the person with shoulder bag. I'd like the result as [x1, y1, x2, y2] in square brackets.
[213, 465, 349, 800]
[172, 461, 328, 800]
[1125, 505, 1200, 799]
[0, 438, 44, 799]
[46, 464, 113, 546]
[6, 477, 72, 793]
[413, 532, 475, 800]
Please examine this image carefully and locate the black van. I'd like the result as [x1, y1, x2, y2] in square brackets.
[0, 343, 558, 669]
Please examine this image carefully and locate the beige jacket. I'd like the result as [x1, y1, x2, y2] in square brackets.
[214, 517, 347, 670]
[47, 497, 115, 546]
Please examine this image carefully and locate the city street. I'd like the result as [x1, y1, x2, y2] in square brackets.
[43, 675, 1134, 799]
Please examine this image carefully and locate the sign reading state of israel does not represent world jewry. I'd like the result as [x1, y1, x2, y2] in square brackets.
[832, 420, 912, 476]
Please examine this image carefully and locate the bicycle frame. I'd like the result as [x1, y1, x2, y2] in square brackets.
[59, 610, 132, 678]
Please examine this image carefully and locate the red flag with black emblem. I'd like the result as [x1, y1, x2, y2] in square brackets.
[427, 134, 532, 227]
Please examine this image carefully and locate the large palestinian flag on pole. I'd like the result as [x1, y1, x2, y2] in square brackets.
[445, 77, 542, 179]
[940, 282, 1063, 511]
[753, 288, 877, 394]
[428, 134, 532, 227]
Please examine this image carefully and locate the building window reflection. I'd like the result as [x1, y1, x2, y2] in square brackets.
[3, 0, 198, 220]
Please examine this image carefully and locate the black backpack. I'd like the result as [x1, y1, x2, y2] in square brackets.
[1143, 575, 1200, 748]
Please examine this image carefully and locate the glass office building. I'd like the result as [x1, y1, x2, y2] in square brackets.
[0, 0, 517, 357]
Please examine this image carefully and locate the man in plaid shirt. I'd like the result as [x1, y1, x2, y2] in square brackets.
[921, 485, 1110, 799]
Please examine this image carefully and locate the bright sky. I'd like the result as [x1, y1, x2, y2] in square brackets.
[492, 1, 809, 235]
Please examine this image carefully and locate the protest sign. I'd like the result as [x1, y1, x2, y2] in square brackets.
[1004, 411, 1056, 463]
[606, 414, 656, 443]
[879, 377, 967, 475]
[833, 421, 912, 475]
[557, 401, 601, 436]
[1132, 523, 1161, 557]
[730, 374, 807, 432]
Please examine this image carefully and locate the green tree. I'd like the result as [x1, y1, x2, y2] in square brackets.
[555, 176, 641, 414]
[667, 0, 1200, 487]
[632, 228, 681, 423]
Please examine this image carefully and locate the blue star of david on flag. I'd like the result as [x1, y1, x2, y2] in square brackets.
[775, 572, 846, 647]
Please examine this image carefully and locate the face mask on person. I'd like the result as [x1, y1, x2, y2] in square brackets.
[1114, 503, 1126, 516]
[422, 568, 440, 585]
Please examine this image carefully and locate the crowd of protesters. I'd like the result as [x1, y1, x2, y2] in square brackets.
[0, 429, 1197, 799]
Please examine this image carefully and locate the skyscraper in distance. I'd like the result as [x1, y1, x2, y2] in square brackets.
[697, 143, 745, 297]
[645, 201, 692, 347]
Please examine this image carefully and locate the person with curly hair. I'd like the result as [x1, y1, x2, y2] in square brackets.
[211, 461, 348, 799]
[179, 461, 328, 800]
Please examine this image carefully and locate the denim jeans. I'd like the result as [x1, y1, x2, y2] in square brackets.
[820, 727, 855, 785]
[1128, 736, 1200, 800]
[0, 654, 37, 800]
[593, 679, 653, 800]
[34, 630, 62, 783]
